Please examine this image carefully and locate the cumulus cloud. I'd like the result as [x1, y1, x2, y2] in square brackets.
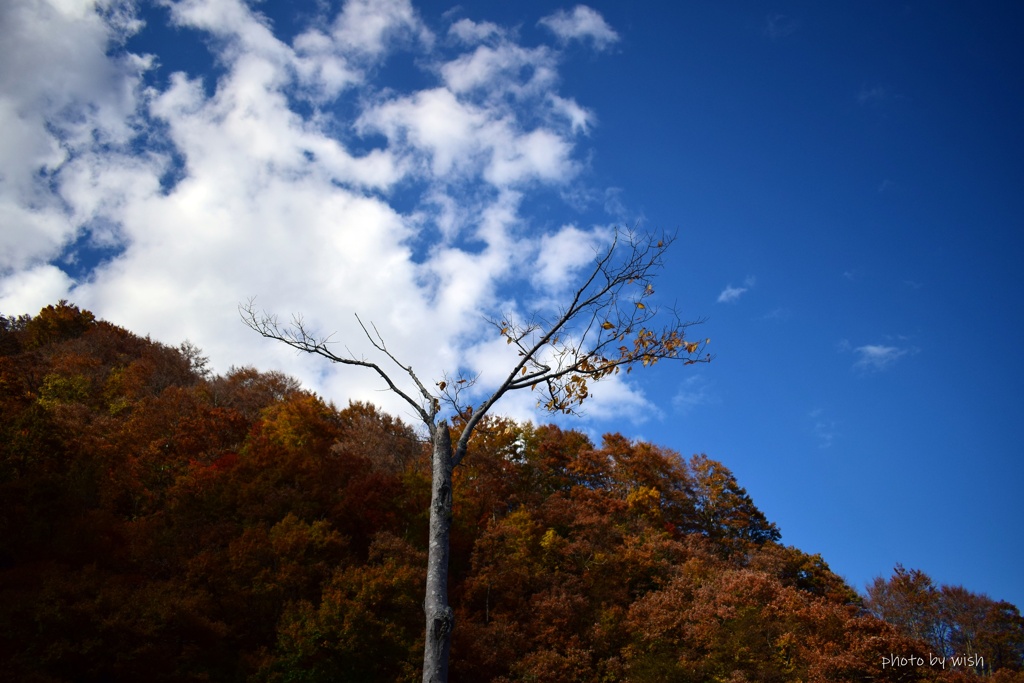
[0, 0, 650, 426]
[533, 224, 611, 291]
[0, 0, 148, 274]
[330, 0, 433, 57]
[539, 5, 619, 50]
[448, 18, 502, 45]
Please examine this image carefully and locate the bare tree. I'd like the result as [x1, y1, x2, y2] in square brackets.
[240, 228, 710, 682]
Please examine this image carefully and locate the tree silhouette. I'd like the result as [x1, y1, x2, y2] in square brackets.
[240, 228, 710, 682]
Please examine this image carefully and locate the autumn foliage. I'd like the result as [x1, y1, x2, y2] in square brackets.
[2, 303, 1021, 681]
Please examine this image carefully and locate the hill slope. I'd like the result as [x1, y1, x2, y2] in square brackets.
[1, 302, 1021, 681]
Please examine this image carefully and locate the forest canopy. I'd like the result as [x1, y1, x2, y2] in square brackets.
[2, 302, 1021, 682]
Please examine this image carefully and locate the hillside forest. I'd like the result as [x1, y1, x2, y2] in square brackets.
[2, 302, 1022, 682]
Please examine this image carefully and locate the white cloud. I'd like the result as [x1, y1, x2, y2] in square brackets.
[440, 43, 557, 99]
[857, 85, 908, 107]
[853, 344, 910, 371]
[717, 275, 756, 303]
[539, 5, 619, 51]
[672, 374, 717, 415]
[763, 14, 799, 41]
[331, 0, 433, 57]
[0, 0, 148, 273]
[359, 84, 577, 188]
[486, 127, 574, 186]
[448, 18, 502, 44]
[809, 408, 839, 449]
[359, 87, 488, 179]
[532, 224, 611, 291]
[758, 307, 790, 322]
[460, 331, 657, 426]
[858, 86, 887, 105]
[716, 285, 747, 303]
[0, 264, 75, 314]
[573, 372, 658, 423]
[549, 94, 595, 135]
[0, 0, 636, 429]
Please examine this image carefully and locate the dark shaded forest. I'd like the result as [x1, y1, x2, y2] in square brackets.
[2, 302, 1022, 682]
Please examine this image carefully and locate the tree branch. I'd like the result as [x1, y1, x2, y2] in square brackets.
[483, 228, 710, 419]
[239, 300, 437, 427]
[242, 227, 709, 464]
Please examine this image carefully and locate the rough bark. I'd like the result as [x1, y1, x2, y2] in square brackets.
[422, 422, 455, 683]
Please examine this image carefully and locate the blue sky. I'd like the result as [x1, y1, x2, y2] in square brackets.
[2, 0, 1022, 609]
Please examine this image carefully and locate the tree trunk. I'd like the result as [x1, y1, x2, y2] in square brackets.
[422, 422, 454, 683]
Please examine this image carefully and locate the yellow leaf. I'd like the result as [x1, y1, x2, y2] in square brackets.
[635, 302, 646, 309]
[601, 321, 615, 330]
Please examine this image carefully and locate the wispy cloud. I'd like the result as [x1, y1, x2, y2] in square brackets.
[539, 5, 620, 50]
[672, 375, 718, 415]
[717, 275, 756, 304]
[758, 307, 790, 322]
[809, 408, 839, 449]
[857, 84, 910, 107]
[853, 344, 909, 371]
[839, 338, 917, 372]
[763, 13, 799, 41]
[858, 85, 887, 106]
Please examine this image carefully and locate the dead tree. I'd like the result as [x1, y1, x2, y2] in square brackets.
[240, 228, 710, 683]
